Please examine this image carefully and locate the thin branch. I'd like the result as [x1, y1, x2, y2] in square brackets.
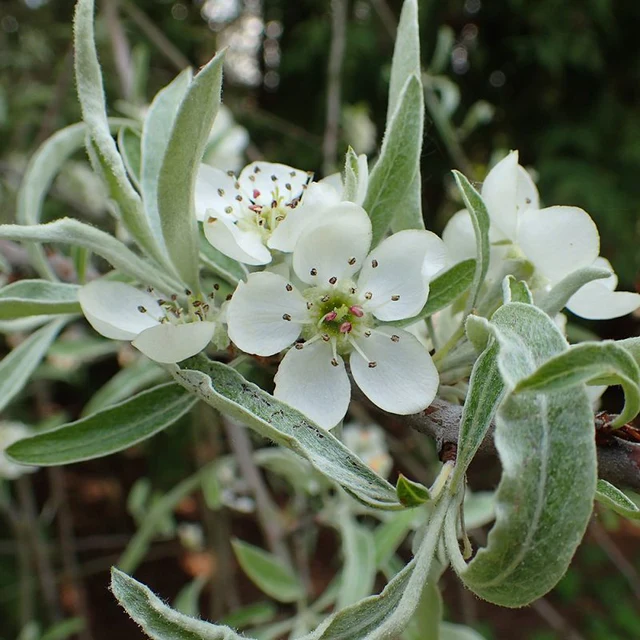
[369, 0, 397, 40]
[103, 0, 135, 101]
[322, 0, 348, 176]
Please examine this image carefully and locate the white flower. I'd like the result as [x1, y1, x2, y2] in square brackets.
[343, 422, 392, 479]
[203, 105, 249, 173]
[79, 280, 223, 364]
[226, 205, 445, 429]
[0, 422, 37, 480]
[442, 151, 640, 319]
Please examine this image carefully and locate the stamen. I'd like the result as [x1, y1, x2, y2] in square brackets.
[321, 334, 330, 342]
[348, 257, 356, 265]
[226, 170, 235, 177]
[271, 174, 278, 182]
[285, 183, 292, 190]
[213, 283, 220, 290]
[185, 289, 192, 296]
[391, 334, 400, 342]
[350, 287, 357, 294]
[310, 268, 318, 276]
[285, 283, 293, 292]
[306, 302, 313, 309]
[217, 188, 225, 196]
[350, 305, 364, 317]
[249, 174, 256, 182]
[364, 291, 373, 300]
[138, 306, 147, 313]
[207, 216, 217, 223]
[348, 336, 375, 369]
[330, 338, 339, 366]
[282, 313, 292, 321]
[324, 311, 337, 322]
[368, 361, 378, 368]
[328, 276, 337, 285]
[321, 295, 330, 302]
[254, 166, 261, 173]
[391, 295, 400, 301]
[235, 195, 243, 201]
[289, 171, 296, 177]
[339, 321, 352, 333]
[371, 259, 379, 268]
[295, 342, 304, 350]
[331, 358, 339, 367]
[224, 206, 233, 214]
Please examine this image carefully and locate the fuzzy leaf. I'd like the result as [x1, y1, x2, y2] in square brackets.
[364, 75, 424, 246]
[514, 341, 640, 427]
[539, 266, 611, 316]
[7, 382, 196, 465]
[396, 475, 431, 507]
[174, 356, 403, 510]
[158, 51, 225, 290]
[232, 539, 304, 604]
[595, 479, 640, 520]
[118, 126, 142, 189]
[501, 275, 532, 304]
[337, 516, 377, 608]
[0, 280, 81, 319]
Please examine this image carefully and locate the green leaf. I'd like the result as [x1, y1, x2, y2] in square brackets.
[451, 171, 490, 317]
[219, 602, 277, 630]
[440, 622, 486, 640]
[451, 340, 503, 490]
[402, 561, 445, 640]
[364, 75, 424, 246]
[539, 266, 611, 316]
[452, 303, 597, 607]
[392, 259, 476, 327]
[232, 539, 304, 604]
[514, 341, 640, 427]
[0, 219, 182, 295]
[0, 318, 66, 413]
[595, 479, 640, 520]
[174, 356, 403, 510]
[501, 275, 532, 304]
[0, 280, 80, 319]
[141, 68, 193, 248]
[158, 51, 225, 291]
[343, 147, 360, 202]
[337, 516, 377, 608]
[74, 0, 163, 264]
[111, 568, 244, 640]
[118, 126, 142, 189]
[40, 619, 86, 640]
[396, 475, 431, 507]
[618, 336, 640, 369]
[173, 576, 208, 617]
[373, 509, 418, 566]
[7, 382, 196, 465]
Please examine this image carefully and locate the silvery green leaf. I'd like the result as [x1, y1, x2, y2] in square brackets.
[440, 622, 486, 640]
[254, 447, 326, 495]
[396, 475, 431, 507]
[232, 539, 304, 604]
[16, 119, 131, 280]
[118, 126, 142, 189]
[501, 275, 532, 304]
[514, 341, 640, 427]
[0, 219, 182, 294]
[39, 618, 86, 640]
[453, 303, 597, 607]
[81, 358, 167, 416]
[158, 51, 225, 291]
[595, 479, 640, 520]
[373, 509, 418, 566]
[391, 259, 476, 328]
[539, 266, 611, 316]
[219, 602, 277, 630]
[450, 340, 503, 490]
[402, 561, 445, 640]
[464, 315, 491, 353]
[429, 26, 455, 75]
[0, 280, 80, 319]
[337, 515, 377, 608]
[173, 576, 208, 617]
[343, 147, 360, 202]
[111, 568, 243, 640]
[391, 174, 424, 233]
[74, 0, 163, 265]
[463, 491, 495, 530]
[174, 356, 403, 510]
[451, 171, 490, 317]
[364, 75, 424, 246]
[142, 68, 192, 247]
[0, 318, 66, 413]
[7, 382, 196, 466]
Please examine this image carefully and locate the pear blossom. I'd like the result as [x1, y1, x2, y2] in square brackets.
[79, 280, 224, 364]
[226, 205, 445, 429]
[442, 151, 640, 319]
[0, 422, 37, 479]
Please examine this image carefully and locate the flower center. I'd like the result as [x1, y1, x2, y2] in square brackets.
[137, 287, 221, 326]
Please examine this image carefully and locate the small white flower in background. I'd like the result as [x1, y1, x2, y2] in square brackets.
[79, 281, 225, 364]
[203, 105, 249, 173]
[442, 150, 640, 319]
[343, 423, 393, 479]
[226, 205, 446, 429]
[342, 104, 377, 155]
[0, 422, 37, 480]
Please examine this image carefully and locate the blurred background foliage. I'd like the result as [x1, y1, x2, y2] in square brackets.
[0, 1, 639, 639]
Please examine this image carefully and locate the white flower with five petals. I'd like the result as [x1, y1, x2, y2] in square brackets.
[79, 281, 223, 364]
[442, 150, 640, 319]
[226, 205, 446, 429]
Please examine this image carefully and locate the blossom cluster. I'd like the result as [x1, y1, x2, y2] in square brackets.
[79, 153, 640, 429]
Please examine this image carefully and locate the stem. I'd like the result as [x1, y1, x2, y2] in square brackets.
[322, 0, 348, 176]
[103, 0, 134, 101]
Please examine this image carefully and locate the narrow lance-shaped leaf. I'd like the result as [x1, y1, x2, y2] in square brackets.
[514, 341, 640, 427]
[595, 479, 640, 520]
[118, 126, 142, 189]
[396, 475, 431, 507]
[232, 539, 304, 604]
[364, 75, 424, 246]
[342, 147, 360, 203]
[0, 318, 67, 413]
[539, 265, 611, 316]
[74, 0, 164, 265]
[141, 68, 193, 248]
[0, 219, 183, 295]
[158, 51, 225, 291]
[7, 383, 196, 465]
[453, 303, 597, 607]
[501, 275, 532, 304]
[0, 280, 81, 319]
[173, 355, 403, 510]
[452, 171, 490, 317]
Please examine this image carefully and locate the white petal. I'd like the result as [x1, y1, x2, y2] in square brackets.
[567, 280, 640, 320]
[350, 327, 439, 415]
[267, 182, 341, 253]
[442, 209, 477, 263]
[355, 154, 369, 206]
[292, 203, 372, 285]
[316, 174, 343, 199]
[226, 272, 307, 356]
[481, 151, 519, 240]
[194, 164, 246, 222]
[79, 281, 162, 340]
[516, 165, 539, 212]
[358, 230, 445, 321]
[238, 162, 310, 207]
[132, 321, 216, 363]
[274, 340, 351, 429]
[517, 206, 600, 284]
[204, 215, 272, 266]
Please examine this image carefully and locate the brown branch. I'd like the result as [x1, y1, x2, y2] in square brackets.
[404, 399, 640, 492]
